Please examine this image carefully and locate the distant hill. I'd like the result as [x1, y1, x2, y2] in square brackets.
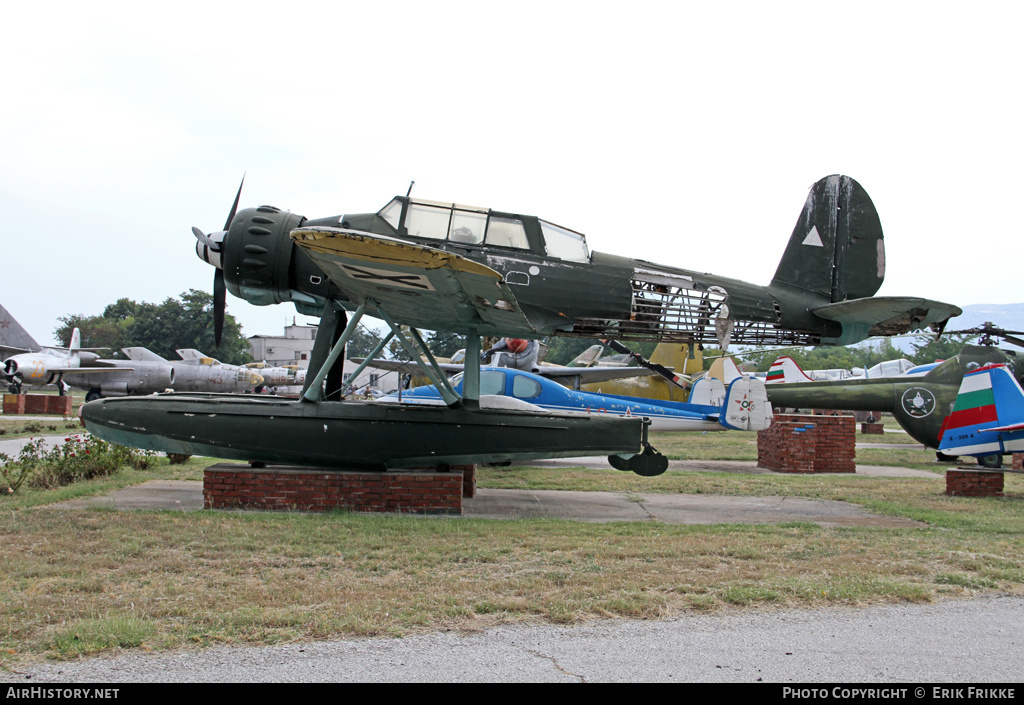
[946, 303, 1024, 334]
[876, 303, 1024, 354]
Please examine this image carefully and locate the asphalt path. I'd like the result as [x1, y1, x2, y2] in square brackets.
[3, 597, 1021, 683]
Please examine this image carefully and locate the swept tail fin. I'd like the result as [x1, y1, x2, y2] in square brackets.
[0, 303, 40, 354]
[766, 356, 815, 384]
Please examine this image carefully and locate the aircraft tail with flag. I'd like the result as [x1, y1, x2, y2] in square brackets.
[938, 363, 1024, 465]
[765, 356, 815, 384]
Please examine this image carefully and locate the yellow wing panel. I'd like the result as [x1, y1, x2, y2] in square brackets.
[291, 227, 541, 336]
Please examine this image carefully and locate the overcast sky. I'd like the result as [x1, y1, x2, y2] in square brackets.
[2, 2, 1021, 347]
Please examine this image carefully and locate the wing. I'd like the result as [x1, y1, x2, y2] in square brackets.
[49, 367, 133, 375]
[350, 358, 464, 376]
[0, 344, 34, 357]
[291, 227, 550, 337]
[537, 365, 657, 383]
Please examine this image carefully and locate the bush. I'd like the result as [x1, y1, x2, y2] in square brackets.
[0, 435, 157, 493]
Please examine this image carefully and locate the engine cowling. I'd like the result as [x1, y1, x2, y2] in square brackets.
[218, 206, 342, 316]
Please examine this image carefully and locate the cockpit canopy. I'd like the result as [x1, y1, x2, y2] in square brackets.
[377, 197, 590, 263]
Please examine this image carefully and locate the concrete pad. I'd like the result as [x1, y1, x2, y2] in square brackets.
[50, 479, 924, 528]
[462, 488, 921, 527]
[54, 480, 204, 512]
[463, 489, 651, 522]
[519, 456, 943, 479]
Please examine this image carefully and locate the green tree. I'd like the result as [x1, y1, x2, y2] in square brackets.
[124, 290, 250, 364]
[55, 291, 252, 365]
[424, 330, 465, 359]
[909, 334, 978, 365]
[54, 313, 129, 354]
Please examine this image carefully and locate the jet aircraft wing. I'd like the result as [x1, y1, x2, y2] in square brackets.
[291, 227, 547, 337]
[0, 345, 34, 357]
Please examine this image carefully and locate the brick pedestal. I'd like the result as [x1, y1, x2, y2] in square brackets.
[860, 422, 885, 435]
[3, 394, 25, 414]
[757, 414, 856, 473]
[203, 463, 475, 514]
[2, 394, 72, 415]
[1013, 453, 1023, 472]
[946, 469, 1004, 497]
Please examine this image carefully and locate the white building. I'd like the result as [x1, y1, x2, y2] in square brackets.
[248, 319, 402, 394]
[248, 319, 317, 367]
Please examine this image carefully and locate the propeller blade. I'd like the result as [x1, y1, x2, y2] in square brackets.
[223, 174, 245, 231]
[602, 339, 690, 389]
[213, 269, 226, 348]
[192, 226, 216, 250]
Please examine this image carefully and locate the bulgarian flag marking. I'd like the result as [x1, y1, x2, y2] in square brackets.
[944, 369, 998, 432]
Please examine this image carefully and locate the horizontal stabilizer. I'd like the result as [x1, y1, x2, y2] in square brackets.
[812, 296, 962, 346]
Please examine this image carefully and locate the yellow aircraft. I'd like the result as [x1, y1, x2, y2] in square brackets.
[581, 342, 705, 402]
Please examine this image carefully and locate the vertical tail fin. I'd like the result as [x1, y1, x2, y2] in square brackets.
[770, 174, 885, 302]
[649, 343, 704, 376]
[68, 328, 81, 351]
[568, 345, 604, 367]
[707, 356, 743, 383]
[721, 377, 773, 431]
[938, 364, 1024, 457]
[766, 356, 815, 384]
[0, 304, 40, 352]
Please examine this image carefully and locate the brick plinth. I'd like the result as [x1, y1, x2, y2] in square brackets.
[3, 394, 72, 415]
[860, 422, 885, 435]
[3, 394, 25, 414]
[757, 413, 856, 473]
[1013, 453, 1023, 472]
[203, 463, 474, 514]
[946, 469, 1004, 497]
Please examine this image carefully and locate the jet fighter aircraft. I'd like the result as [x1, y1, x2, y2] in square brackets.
[118, 348, 264, 394]
[3, 328, 121, 395]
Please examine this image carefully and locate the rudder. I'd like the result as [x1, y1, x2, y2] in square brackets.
[770, 174, 885, 303]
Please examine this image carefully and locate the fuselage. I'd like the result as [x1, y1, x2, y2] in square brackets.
[3, 349, 77, 385]
[389, 367, 727, 432]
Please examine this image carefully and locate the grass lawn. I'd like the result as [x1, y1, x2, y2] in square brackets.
[1, 425, 1021, 667]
